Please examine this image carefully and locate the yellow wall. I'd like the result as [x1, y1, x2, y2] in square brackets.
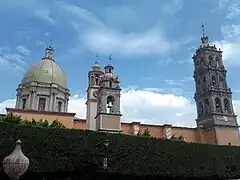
[6, 108, 75, 129]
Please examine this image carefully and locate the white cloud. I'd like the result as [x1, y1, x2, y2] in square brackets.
[58, 2, 192, 56]
[16, 45, 31, 56]
[80, 28, 172, 56]
[213, 24, 240, 66]
[218, 0, 240, 19]
[0, 47, 28, 72]
[0, 0, 55, 25]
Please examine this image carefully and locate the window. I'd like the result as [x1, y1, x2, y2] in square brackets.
[22, 99, 26, 109]
[216, 57, 220, 67]
[199, 102, 204, 115]
[212, 76, 216, 87]
[224, 99, 231, 114]
[204, 99, 210, 114]
[58, 101, 62, 112]
[95, 75, 99, 85]
[106, 96, 114, 113]
[91, 76, 94, 85]
[209, 61, 212, 66]
[215, 98, 222, 113]
[109, 81, 112, 88]
[38, 98, 46, 111]
[219, 76, 224, 88]
[203, 76, 207, 89]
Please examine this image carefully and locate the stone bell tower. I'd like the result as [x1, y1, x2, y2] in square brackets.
[95, 55, 122, 132]
[193, 25, 239, 146]
[86, 59, 104, 130]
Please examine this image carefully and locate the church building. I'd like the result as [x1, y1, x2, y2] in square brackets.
[6, 32, 240, 146]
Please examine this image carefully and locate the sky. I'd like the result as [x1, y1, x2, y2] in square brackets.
[1, 0, 240, 127]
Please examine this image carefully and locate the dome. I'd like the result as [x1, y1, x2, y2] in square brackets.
[21, 46, 67, 89]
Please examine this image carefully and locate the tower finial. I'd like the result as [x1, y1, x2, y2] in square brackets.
[108, 53, 112, 65]
[201, 22, 205, 37]
[49, 39, 53, 47]
[95, 52, 99, 65]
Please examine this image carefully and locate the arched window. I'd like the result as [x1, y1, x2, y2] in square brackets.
[216, 57, 220, 68]
[38, 98, 46, 111]
[199, 102, 204, 115]
[106, 95, 114, 113]
[219, 76, 224, 89]
[224, 99, 231, 114]
[91, 75, 94, 85]
[200, 59, 205, 66]
[95, 75, 99, 85]
[204, 99, 210, 114]
[209, 60, 212, 66]
[212, 76, 216, 87]
[215, 98, 222, 113]
[203, 76, 207, 90]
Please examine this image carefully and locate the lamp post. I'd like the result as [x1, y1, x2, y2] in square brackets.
[3, 140, 30, 180]
[103, 140, 109, 180]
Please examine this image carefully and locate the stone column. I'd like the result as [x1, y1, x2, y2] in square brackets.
[27, 93, 32, 109]
[52, 93, 56, 111]
[15, 94, 20, 109]
[31, 91, 36, 110]
[65, 99, 69, 112]
[49, 93, 54, 111]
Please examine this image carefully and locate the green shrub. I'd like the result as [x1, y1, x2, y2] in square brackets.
[0, 113, 65, 128]
[0, 122, 240, 178]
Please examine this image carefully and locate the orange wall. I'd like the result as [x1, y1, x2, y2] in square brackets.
[215, 127, 240, 146]
[6, 108, 240, 146]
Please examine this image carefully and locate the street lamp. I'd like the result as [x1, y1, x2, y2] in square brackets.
[3, 140, 30, 180]
[103, 140, 109, 180]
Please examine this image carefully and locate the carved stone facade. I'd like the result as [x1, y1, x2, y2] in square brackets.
[86, 61, 104, 130]
[95, 59, 122, 132]
[15, 46, 70, 113]
[193, 33, 239, 145]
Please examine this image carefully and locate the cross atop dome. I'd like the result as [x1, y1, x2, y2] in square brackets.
[44, 45, 54, 60]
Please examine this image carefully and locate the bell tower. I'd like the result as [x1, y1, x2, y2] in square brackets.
[95, 55, 122, 132]
[86, 58, 104, 131]
[193, 24, 239, 145]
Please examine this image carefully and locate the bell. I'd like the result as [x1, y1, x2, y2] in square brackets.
[107, 102, 113, 108]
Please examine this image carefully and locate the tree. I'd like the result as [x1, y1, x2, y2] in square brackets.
[141, 128, 151, 137]
[170, 133, 185, 141]
[0, 114, 65, 128]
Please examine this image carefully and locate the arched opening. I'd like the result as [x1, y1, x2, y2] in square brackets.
[38, 98, 46, 111]
[95, 75, 99, 85]
[212, 76, 216, 87]
[199, 102, 204, 115]
[109, 81, 112, 88]
[228, 142, 231, 146]
[200, 59, 205, 66]
[219, 76, 224, 88]
[91, 75, 94, 86]
[224, 99, 231, 114]
[216, 57, 220, 68]
[106, 95, 114, 113]
[203, 76, 207, 90]
[204, 99, 210, 114]
[215, 98, 222, 113]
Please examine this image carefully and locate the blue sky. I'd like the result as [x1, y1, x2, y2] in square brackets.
[1, 0, 240, 127]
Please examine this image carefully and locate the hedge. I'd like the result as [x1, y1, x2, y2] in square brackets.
[0, 122, 240, 178]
